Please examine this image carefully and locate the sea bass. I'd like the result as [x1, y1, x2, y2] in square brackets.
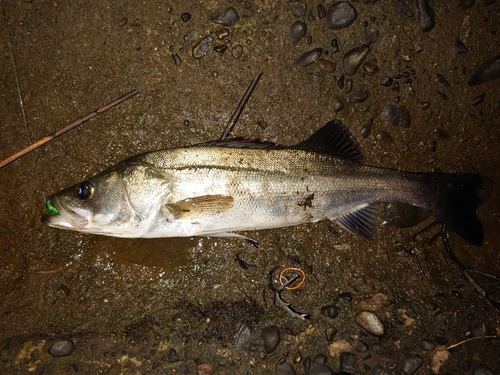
[42, 120, 492, 245]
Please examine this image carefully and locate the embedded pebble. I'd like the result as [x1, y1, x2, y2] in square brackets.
[214, 45, 228, 53]
[340, 352, 357, 372]
[314, 353, 327, 365]
[382, 104, 411, 128]
[184, 30, 196, 42]
[331, 39, 339, 53]
[49, 340, 75, 357]
[167, 348, 180, 362]
[317, 4, 326, 19]
[232, 44, 243, 59]
[192, 36, 213, 59]
[454, 40, 469, 54]
[416, 0, 435, 31]
[399, 353, 423, 375]
[353, 339, 369, 352]
[321, 304, 338, 318]
[261, 325, 280, 354]
[333, 99, 344, 113]
[393, 0, 414, 17]
[380, 77, 393, 87]
[290, 21, 307, 44]
[181, 13, 191, 22]
[338, 292, 352, 302]
[325, 327, 338, 342]
[376, 131, 393, 143]
[305, 362, 334, 375]
[360, 118, 373, 138]
[325, 2, 357, 30]
[371, 364, 392, 375]
[355, 311, 385, 336]
[467, 54, 500, 86]
[197, 363, 213, 375]
[317, 59, 336, 73]
[277, 358, 297, 375]
[172, 54, 182, 66]
[418, 338, 436, 351]
[289, 1, 306, 16]
[296, 48, 323, 67]
[363, 61, 378, 75]
[347, 89, 369, 104]
[343, 44, 370, 76]
[210, 7, 239, 26]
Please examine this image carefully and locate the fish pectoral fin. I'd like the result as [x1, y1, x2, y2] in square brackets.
[332, 202, 383, 242]
[166, 195, 234, 219]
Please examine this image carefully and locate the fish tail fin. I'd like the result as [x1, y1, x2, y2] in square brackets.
[431, 172, 492, 246]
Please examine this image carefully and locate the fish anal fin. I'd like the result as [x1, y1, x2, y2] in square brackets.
[167, 195, 234, 219]
[293, 119, 364, 163]
[333, 202, 383, 242]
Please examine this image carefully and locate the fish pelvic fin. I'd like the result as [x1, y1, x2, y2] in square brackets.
[292, 119, 364, 163]
[334, 202, 383, 242]
[431, 173, 493, 246]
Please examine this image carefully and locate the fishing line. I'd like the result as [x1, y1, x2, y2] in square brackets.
[3, 6, 47, 202]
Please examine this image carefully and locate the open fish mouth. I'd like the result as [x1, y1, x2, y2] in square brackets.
[42, 196, 89, 230]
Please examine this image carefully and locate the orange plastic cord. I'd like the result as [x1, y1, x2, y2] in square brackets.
[279, 267, 306, 290]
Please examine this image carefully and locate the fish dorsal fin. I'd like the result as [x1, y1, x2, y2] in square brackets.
[292, 119, 364, 163]
[334, 202, 382, 242]
[195, 138, 284, 149]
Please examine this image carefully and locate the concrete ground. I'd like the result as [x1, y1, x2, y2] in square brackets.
[1, 0, 499, 374]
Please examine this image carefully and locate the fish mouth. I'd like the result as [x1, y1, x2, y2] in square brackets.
[42, 196, 89, 230]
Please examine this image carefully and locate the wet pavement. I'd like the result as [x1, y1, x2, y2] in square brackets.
[1, 0, 500, 374]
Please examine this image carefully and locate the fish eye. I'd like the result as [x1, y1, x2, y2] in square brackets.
[76, 181, 94, 200]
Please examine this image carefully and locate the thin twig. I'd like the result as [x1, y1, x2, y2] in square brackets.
[219, 72, 263, 141]
[446, 335, 498, 350]
[441, 225, 500, 321]
[0, 90, 139, 169]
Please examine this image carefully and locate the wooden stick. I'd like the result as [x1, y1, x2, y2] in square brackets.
[0, 89, 139, 169]
[219, 72, 263, 141]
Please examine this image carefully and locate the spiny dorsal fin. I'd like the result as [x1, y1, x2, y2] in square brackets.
[334, 202, 383, 242]
[292, 119, 364, 163]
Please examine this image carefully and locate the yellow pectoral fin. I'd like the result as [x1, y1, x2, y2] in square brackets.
[166, 195, 234, 219]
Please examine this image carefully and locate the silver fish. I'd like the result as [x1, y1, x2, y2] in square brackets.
[42, 120, 492, 245]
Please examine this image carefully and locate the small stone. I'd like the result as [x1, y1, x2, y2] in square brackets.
[215, 28, 230, 40]
[210, 7, 239, 26]
[376, 131, 393, 143]
[343, 44, 370, 76]
[261, 325, 280, 354]
[333, 99, 344, 113]
[326, 2, 357, 30]
[461, 360, 472, 371]
[338, 291, 352, 302]
[317, 59, 336, 73]
[172, 54, 182, 67]
[394, 0, 414, 17]
[277, 358, 297, 375]
[467, 54, 500, 86]
[355, 311, 385, 336]
[232, 44, 243, 59]
[454, 40, 469, 55]
[192, 36, 213, 59]
[325, 327, 338, 342]
[184, 30, 196, 42]
[181, 13, 191, 22]
[371, 364, 391, 375]
[289, 1, 306, 16]
[118, 17, 127, 26]
[321, 305, 338, 318]
[360, 118, 373, 138]
[167, 348, 180, 362]
[418, 338, 436, 351]
[317, 4, 326, 19]
[306, 362, 334, 375]
[214, 45, 228, 53]
[416, 0, 435, 31]
[49, 340, 76, 357]
[340, 352, 357, 372]
[436, 91, 447, 100]
[381, 104, 411, 128]
[347, 89, 369, 104]
[399, 353, 423, 375]
[353, 339, 369, 352]
[197, 363, 213, 375]
[296, 48, 323, 67]
[290, 21, 307, 44]
[331, 39, 339, 53]
[379, 77, 393, 87]
[313, 353, 327, 364]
